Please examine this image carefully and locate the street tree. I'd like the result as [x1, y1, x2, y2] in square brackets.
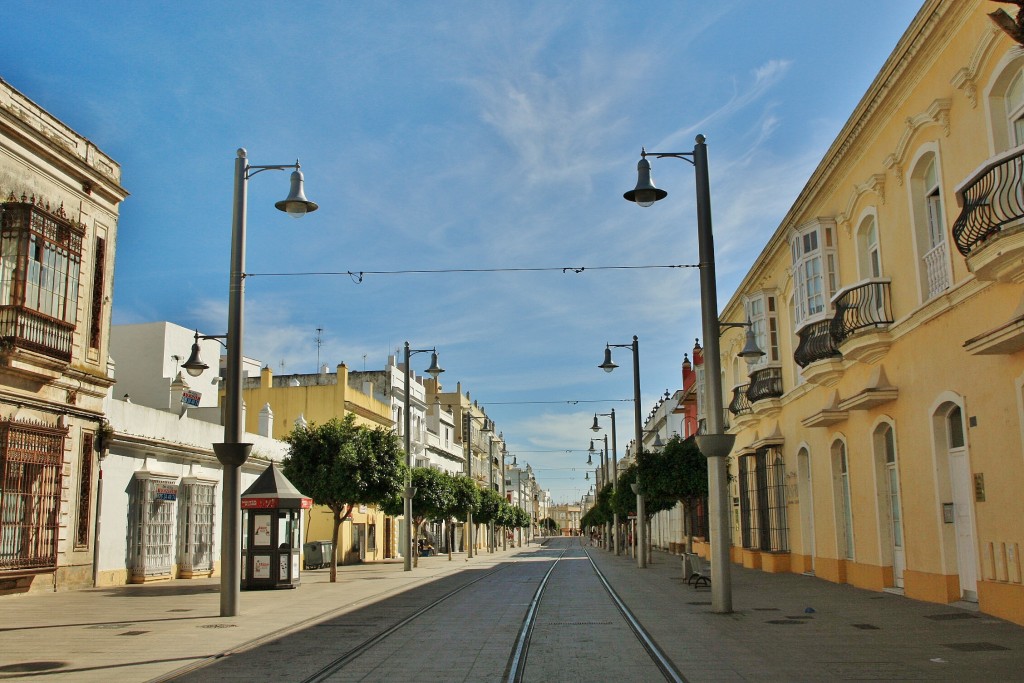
[639, 435, 708, 552]
[382, 466, 454, 566]
[449, 474, 481, 557]
[283, 414, 406, 582]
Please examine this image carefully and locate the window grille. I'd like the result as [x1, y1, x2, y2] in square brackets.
[177, 480, 214, 574]
[88, 237, 105, 350]
[0, 419, 66, 572]
[739, 448, 789, 552]
[75, 433, 94, 548]
[129, 477, 176, 580]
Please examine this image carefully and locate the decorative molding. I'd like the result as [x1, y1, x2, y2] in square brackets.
[951, 26, 1003, 108]
[837, 174, 886, 235]
[883, 98, 952, 186]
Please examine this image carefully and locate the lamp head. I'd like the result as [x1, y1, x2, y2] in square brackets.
[738, 322, 766, 363]
[623, 151, 667, 207]
[586, 453, 593, 466]
[591, 414, 601, 432]
[599, 345, 618, 373]
[181, 332, 209, 377]
[425, 351, 444, 378]
[588, 439, 596, 454]
[275, 166, 319, 218]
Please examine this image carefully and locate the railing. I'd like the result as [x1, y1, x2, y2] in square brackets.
[0, 306, 74, 362]
[747, 366, 783, 403]
[794, 319, 841, 368]
[831, 279, 893, 344]
[728, 384, 752, 416]
[953, 145, 1024, 255]
[923, 240, 950, 299]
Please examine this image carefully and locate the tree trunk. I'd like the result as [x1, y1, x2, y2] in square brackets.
[330, 507, 342, 583]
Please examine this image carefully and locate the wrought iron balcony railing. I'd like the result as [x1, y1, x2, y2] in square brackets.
[747, 366, 783, 403]
[728, 384, 752, 416]
[831, 278, 893, 345]
[0, 306, 74, 362]
[794, 318, 841, 368]
[953, 145, 1024, 256]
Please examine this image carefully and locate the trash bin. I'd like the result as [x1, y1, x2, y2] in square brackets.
[303, 540, 334, 569]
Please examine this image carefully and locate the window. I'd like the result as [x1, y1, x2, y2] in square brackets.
[0, 201, 83, 361]
[738, 449, 789, 552]
[88, 237, 105, 350]
[130, 475, 176, 580]
[177, 480, 215, 575]
[744, 292, 780, 365]
[791, 219, 838, 326]
[1006, 70, 1024, 146]
[832, 440, 855, 561]
[910, 152, 950, 301]
[75, 434, 94, 548]
[0, 420, 66, 572]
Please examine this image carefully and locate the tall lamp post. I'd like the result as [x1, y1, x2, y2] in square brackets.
[588, 437, 612, 550]
[463, 412, 491, 558]
[183, 148, 317, 617]
[591, 409, 619, 554]
[623, 134, 735, 613]
[599, 337, 644, 562]
[402, 342, 443, 572]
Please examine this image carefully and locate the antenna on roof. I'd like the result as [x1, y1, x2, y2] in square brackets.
[315, 327, 324, 372]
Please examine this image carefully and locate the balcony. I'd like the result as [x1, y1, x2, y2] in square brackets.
[795, 319, 843, 386]
[747, 367, 782, 403]
[831, 279, 893, 363]
[0, 306, 73, 380]
[728, 384, 752, 416]
[953, 144, 1024, 283]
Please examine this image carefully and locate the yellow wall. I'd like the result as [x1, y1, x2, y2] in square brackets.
[718, 0, 1024, 624]
[243, 363, 397, 562]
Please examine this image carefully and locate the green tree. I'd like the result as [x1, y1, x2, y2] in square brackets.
[540, 517, 558, 534]
[449, 475, 481, 556]
[475, 488, 505, 550]
[638, 436, 708, 552]
[283, 414, 406, 582]
[381, 467, 454, 566]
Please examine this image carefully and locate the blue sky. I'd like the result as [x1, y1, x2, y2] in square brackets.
[4, 1, 922, 504]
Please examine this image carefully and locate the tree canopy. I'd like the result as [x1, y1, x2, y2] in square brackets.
[283, 414, 406, 581]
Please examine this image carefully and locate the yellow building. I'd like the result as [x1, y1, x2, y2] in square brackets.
[716, 0, 1024, 626]
[241, 363, 396, 564]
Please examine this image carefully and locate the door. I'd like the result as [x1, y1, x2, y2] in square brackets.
[949, 450, 978, 600]
[797, 448, 815, 573]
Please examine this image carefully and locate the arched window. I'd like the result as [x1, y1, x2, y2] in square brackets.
[910, 150, 950, 301]
[831, 439, 854, 561]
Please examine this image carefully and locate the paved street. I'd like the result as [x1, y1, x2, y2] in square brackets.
[1, 539, 1022, 682]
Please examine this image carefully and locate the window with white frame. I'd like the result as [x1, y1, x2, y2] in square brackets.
[791, 220, 838, 327]
[129, 475, 177, 580]
[177, 480, 215, 575]
[987, 55, 1024, 153]
[1006, 69, 1024, 146]
[744, 292, 779, 365]
[910, 151, 950, 301]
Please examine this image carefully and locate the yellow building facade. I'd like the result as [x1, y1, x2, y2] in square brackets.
[241, 363, 397, 565]
[718, 0, 1024, 626]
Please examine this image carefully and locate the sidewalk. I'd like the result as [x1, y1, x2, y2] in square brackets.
[1, 542, 1021, 682]
[587, 544, 1024, 682]
[0, 550, 515, 683]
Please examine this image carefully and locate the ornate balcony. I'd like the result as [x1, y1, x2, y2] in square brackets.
[728, 384, 752, 416]
[953, 144, 1024, 282]
[747, 367, 783, 403]
[0, 306, 73, 379]
[794, 319, 841, 368]
[831, 279, 893, 364]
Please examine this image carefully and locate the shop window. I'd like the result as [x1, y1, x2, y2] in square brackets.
[177, 480, 215, 575]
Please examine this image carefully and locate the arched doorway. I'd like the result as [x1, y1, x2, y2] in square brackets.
[873, 422, 904, 588]
[933, 401, 978, 602]
[797, 446, 815, 574]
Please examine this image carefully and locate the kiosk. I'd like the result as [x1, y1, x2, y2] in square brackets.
[241, 464, 312, 590]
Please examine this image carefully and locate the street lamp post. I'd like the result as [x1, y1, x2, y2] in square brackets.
[588, 437, 610, 550]
[183, 148, 317, 617]
[599, 337, 644, 563]
[402, 342, 443, 572]
[623, 134, 735, 612]
[463, 412, 491, 559]
[591, 409, 619, 554]
[501, 446, 508, 551]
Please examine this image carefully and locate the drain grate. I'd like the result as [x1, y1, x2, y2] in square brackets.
[753, 607, 780, 612]
[687, 601, 712, 606]
[785, 615, 814, 620]
[87, 624, 134, 630]
[925, 612, 978, 621]
[119, 631, 149, 636]
[766, 619, 806, 625]
[167, 608, 192, 613]
[200, 623, 238, 629]
[942, 642, 1009, 652]
[852, 623, 880, 630]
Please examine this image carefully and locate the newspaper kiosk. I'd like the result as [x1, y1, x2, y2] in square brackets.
[241, 464, 312, 589]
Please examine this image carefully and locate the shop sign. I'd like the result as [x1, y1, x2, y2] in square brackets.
[181, 389, 202, 407]
[155, 484, 178, 501]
